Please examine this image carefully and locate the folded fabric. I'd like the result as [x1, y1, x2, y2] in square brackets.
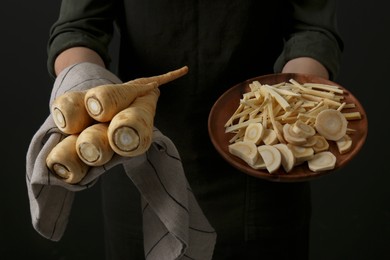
[25, 62, 216, 260]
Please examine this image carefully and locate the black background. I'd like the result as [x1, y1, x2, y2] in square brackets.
[1, 1, 389, 259]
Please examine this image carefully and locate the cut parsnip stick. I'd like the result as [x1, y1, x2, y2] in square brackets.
[274, 143, 295, 173]
[229, 141, 259, 166]
[76, 123, 114, 166]
[46, 135, 89, 184]
[343, 111, 362, 120]
[257, 145, 282, 173]
[108, 88, 159, 157]
[244, 123, 264, 145]
[308, 151, 336, 172]
[336, 134, 352, 154]
[51, 91, 94, 134]
[315, 109, 348, 141]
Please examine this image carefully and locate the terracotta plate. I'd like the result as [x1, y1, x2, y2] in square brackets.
[208, 73, 368, 182]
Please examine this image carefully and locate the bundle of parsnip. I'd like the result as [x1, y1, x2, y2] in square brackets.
[225, 79, 362, 174]
[46, 66, 188, 184]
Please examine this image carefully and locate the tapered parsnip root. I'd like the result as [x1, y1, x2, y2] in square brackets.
[85, 81, 158, 122]
[85, 66, 189, 122]
[51, 91, 94, 134]
[308, 151, 336, 172]
[46, 135, 89, 184]
[76, 123, 114, 166]
[130, 66, 189, 85]
[108, 88, 160, 157]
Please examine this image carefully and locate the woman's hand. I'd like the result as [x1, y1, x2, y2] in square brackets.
[282, 57, 329, 79]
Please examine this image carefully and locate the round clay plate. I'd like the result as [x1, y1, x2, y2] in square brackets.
[208, 73, 368, 182]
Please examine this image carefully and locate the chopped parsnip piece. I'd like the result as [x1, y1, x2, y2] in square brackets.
[308, 151, 336, 172]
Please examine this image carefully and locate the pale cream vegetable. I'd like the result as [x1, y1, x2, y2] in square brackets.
[257, 145, 282, 174]
[273, 143, 295, 173]
[76, 123, 114, 166]
[311, 135, 330, 153]
[51, 91, 94, 134]
[308, 151, 336, 172]
[292, 120, 315, 138]
[287, 144, 314, 165]
[262, 128, 279, 145]
[244, 123, 264, 145]
[336, 134, 352, 154]
[108, 88, 160, 157]
[228, 141, 259, 166]
[315, 109, 348, 141]
[85, 66, 188, 122]
[282, 123, 307, 145]
[46, 135, 89, 184]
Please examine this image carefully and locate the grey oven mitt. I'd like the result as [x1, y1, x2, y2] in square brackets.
[26, 62, 216, 260]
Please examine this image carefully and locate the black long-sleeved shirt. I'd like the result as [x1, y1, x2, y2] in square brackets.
[47, 0, 343, 245]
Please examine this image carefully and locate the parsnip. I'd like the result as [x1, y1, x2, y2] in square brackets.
[273, 143, 295, 173]
[229, 141, 259, 166]
[257, 145, 282, 174]
[46, 135, 89, 184]
[287, 144, 314, 165]
[85, 66, 189, 122]
[262, 128, 279, 145]
[108, 88, 160, 157]
[76, 123, 114, 166]
[282, 123, 307, 146]
[244, 123, 264, 145]
[292, 120, 315, 138]
[85, 81, 158, 122]
[308, 151, 336, 172]
[336, 134, 352, 154]
[315, 109, 348, 141]
[311, 135, 330, 153]
[51, 91, 94, 134]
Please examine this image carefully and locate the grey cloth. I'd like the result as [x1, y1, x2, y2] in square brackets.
[26, 62, 216, 260]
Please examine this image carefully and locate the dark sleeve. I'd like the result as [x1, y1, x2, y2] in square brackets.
[274, 0, 344, 79]
[47, 0, 117, 78]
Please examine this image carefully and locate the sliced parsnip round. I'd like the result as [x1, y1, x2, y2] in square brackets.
[76, 123, 114, 166]
[336, 134, 352, 154]
[301, 135, 318, 147]
[244, 122, 264, 145]
[308, 151, 336, 172]
[311, 135, 329, 153]
[250, 155, 267, 170]
[315, 109, 348, 141]
[228, 141, 259, 166]
[46, 135, 89, 184]
[262, 128, 279, 145]
[287, 143, 314, 165]
[283, 123, 307, 145]
[292, 120, 315, 138]
[257, 145, 281, 173]
[273, 143, 295, 173]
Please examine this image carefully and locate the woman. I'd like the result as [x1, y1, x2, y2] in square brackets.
[47, 0, 343, 259]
